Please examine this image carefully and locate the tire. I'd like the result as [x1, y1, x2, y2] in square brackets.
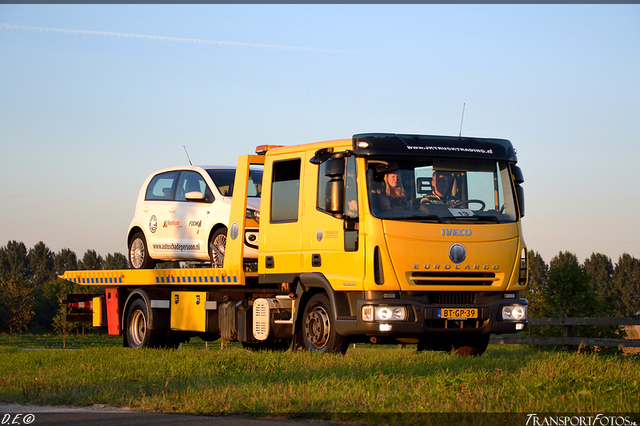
[299, 293, 349, 354]
[209, 227, 227, 268]
[450, 334, 490, 357]
[129, 232, 156, 270]
[125, 299, 164, 349]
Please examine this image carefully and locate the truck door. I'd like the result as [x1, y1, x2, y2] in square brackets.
[303, 155, 365, 290]
[260, 157, 304, 275]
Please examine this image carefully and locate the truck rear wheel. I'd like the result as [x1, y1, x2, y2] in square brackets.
[125, 299, 164, 349]
[300, 293, 349, 354]
[129, 232, 156, 270]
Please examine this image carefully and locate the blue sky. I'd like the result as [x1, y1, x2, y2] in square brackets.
[1, 5, 639, 265]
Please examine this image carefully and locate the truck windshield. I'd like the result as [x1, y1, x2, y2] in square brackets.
[366, 158, 517, 223]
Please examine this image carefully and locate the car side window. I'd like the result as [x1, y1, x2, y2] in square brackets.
[175, 171, 212, 202]
[145, 171, 179, 201]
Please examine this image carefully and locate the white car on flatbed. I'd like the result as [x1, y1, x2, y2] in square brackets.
[127, 165, 262, 269]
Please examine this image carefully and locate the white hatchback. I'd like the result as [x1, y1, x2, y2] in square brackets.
[127, 165, 262, 269]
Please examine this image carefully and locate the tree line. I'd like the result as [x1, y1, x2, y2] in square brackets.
[523, 250, 639, 353]
[1, 240, 639, 344]
[0, 240, 128, 334]
[525, 250, 639, 319]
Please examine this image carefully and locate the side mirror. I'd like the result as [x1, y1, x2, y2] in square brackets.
[185, 191, 205, 202]
[511, 165, 524, 184]
[325, 180, 344, 214]
[324, 157, 345, 177]
[511, 165, 525, 218]
[324, 157, 345, 215]
[515, 185, 525, 218]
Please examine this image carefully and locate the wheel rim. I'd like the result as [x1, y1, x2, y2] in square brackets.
[130, 238, 145, 269]
[210, 234, 226, 267]
[129, 309, 146, 347]
[304, 306, 330, 349]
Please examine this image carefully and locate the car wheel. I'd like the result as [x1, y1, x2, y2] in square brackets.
[209, 227, 227, 268]
[129, 232, 156, 269]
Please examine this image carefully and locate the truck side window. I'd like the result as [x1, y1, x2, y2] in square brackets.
[344, 157, 357, 218]
[270, 158, 301, 223]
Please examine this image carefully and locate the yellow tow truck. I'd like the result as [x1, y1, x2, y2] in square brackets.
[62, 133, 528, 355]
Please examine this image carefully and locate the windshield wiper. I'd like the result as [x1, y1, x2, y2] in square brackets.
[453, 214, 501, 223]
[392, 215, 445, 223]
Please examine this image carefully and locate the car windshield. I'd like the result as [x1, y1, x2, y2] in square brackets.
[206, 168, 263, 197]
[366, 158, 517, 223]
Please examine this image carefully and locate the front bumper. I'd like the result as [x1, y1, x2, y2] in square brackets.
[334, 291, 528, 337]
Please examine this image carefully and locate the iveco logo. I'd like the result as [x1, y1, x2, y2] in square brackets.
[449, 244, 467, 264]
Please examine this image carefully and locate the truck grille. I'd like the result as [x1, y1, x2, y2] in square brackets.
[428, 292, 477, 304]
[411, 272, 496, 286]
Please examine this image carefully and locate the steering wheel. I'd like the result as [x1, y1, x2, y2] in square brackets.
[450, 199, 486, 211]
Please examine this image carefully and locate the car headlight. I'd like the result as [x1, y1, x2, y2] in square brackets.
[246, 209, 260, 223]
[362, 305, 406, 322]
[502, 305, 527, 321]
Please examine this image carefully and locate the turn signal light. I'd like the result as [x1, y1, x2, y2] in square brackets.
[255, 145, 284, 155]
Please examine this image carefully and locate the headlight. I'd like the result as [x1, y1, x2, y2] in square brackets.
[502, 305, 526, 321]
[362, 305, 406, 322]
[246, 209, 260, 223]
[362, 305, 374, 322]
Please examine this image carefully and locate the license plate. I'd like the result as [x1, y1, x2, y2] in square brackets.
[438, 308, 478, 320]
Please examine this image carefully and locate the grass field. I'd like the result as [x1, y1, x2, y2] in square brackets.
[0, 333, 639, 425]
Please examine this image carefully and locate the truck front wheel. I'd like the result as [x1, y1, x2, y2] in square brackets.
[451, 334, 490, 356]
[300, 293, 349, 354]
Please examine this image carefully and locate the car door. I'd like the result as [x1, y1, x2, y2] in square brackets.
[170, 170, 212, 259]
[143, 170, 179, 258]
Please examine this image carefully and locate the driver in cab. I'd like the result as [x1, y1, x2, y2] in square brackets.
[421, 171, 460, 207]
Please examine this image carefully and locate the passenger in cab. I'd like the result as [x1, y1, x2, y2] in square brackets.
[421, 171, 460, 207]
[379, 171, 409, 210]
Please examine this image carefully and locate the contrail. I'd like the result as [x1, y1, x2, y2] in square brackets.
[0, 23, 344, 53]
